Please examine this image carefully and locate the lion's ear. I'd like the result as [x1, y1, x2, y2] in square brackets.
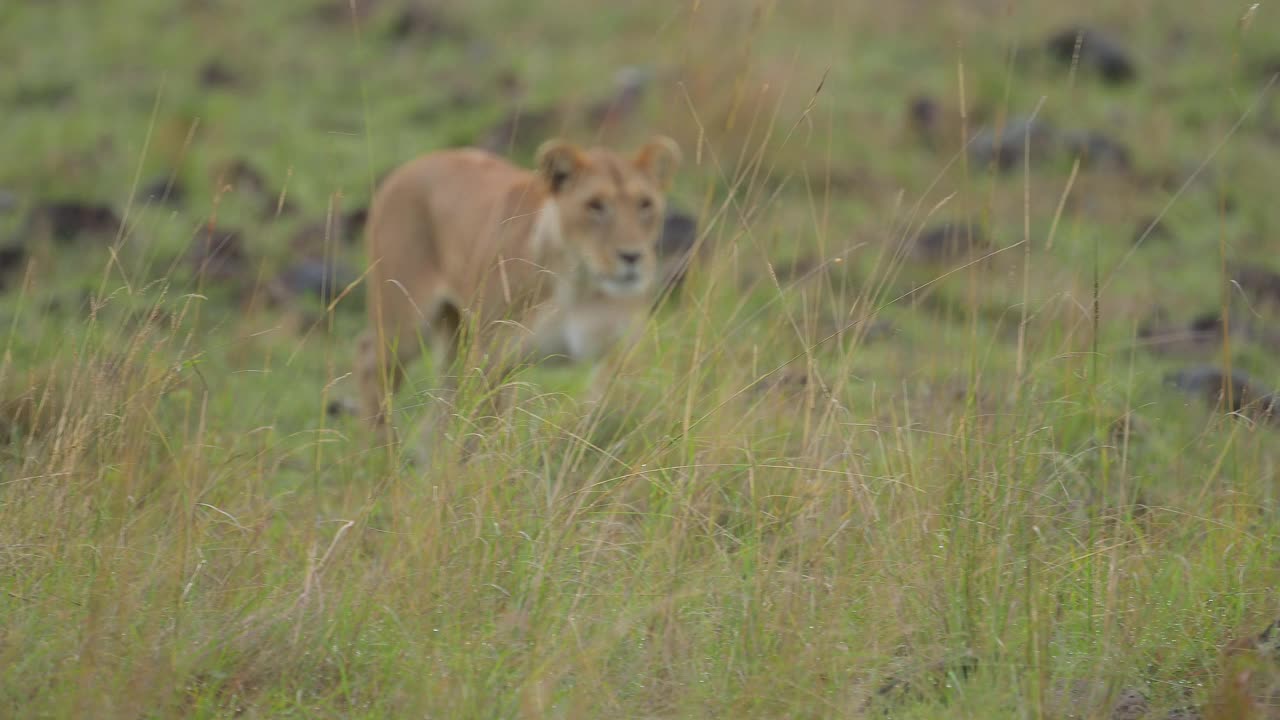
[633, 135, 682, 190]
[535, 139, 585, 193]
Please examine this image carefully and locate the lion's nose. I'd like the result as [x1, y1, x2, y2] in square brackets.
[617, 250, 642, 266]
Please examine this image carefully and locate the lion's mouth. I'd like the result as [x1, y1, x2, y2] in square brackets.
[599, 269, 649, 296]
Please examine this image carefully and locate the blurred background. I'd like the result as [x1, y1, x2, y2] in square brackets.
[3, 1, 1280, 717]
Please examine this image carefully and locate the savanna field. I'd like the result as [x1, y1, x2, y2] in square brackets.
[3, 1, 1280, 718]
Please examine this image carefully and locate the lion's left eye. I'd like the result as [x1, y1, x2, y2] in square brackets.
[637, 197, 654, 212]
[586, 197, 607, 214]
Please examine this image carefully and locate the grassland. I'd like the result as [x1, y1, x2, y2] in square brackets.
[2, 0, 1280, 717]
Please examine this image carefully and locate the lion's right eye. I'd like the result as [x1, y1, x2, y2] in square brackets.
[586, 197, 607, 214]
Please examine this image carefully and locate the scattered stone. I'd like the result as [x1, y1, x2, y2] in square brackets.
[0, 245, 27, 292]
[388, 2, 464, 43]
[314, 0, 381, 24]
[343, 206, 368, 243]
[1049, 681, 1151, 720]
[768, 255, 821, 285]
[326, 398, 357, 418]
[1062, 129, 1132, 171]
[478, 106, 561, 155]
[494, 69, 524, 102]
[1164, 365, 1254, 410]
[290, 206, 368, 257]
[1046, 26, 1137, 84]
[1230, 263, 1280, 307]
[29, 201, 122, 243]
[906, 94, 942, 148]
[198, 59, 240, 89]
[13, 81, 76, 108]
[1225, 618, 1280, 662]
[1160, 707, 1201, 720]
[1137, 309, 1231, 356]
[271, 258, 356, 305]
[1110, 687, 1151, 720]
[1110, 412, 1150, 446]
[753, 366, 811, 399]
[215, 157, 270, 197]
[187, 227, 249, 283]
[262, 195, 299, 221]
[656, 206, 699, 294]
[870, 651, 979, 709]
[140, 176, 186, 207]
[906, 222, 989, 262]
[969, 116, 1056, 172]
[1131, 216, 1172, 246]
[1164, 365, 1279, 421]
[585, 66, 654, 132]
[0, 245, 24, 273]
[1252, 54, 1280, 83]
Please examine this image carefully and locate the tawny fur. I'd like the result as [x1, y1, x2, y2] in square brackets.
[355, 136, 681, 433]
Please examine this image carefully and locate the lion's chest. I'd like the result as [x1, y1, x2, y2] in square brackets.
[531, 301, 639, 364]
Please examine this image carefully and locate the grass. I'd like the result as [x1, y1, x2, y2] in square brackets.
[2, 0, 1280, 717]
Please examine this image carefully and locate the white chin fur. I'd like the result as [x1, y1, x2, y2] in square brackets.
[599, 275, 650, 298]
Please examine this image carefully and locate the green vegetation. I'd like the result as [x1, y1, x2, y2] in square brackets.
[2, 0, 1279, 717]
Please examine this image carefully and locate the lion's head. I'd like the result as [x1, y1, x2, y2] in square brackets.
[536, 135, 682, 298]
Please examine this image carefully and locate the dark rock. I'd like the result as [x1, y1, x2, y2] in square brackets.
[1137, 309, 1230, 356]
[388, 2, 464, 43]
[1110, 687, 1150, 720]
[1230, 263, 1280, 307]
[141, 176, 186, 207]
[871, 651, 978, 709]
[0, 189, 16, 214]
[0, 245, 26, 292]
[1187, 311, 1224, 336]
[1259, 618, 1280, 649]
[216, 158, 270, 197]
[30, 201, 122, 243]
[907, 94, 941, 147]
[907, 222, 988, 262]
[1131, 216, 1172, 246]
[1049, 681, 1151, 720]
[326, 398, 356, 418]
[0, 245, 24, 273]
[290, 221, 344, 256]
[655, 207, 698, 294]
[1164, 365, 1278, 420]
[969, 116, 1056, 172]
[344, 206, 368, 243]
[213, 155, 294, 220]
[478, 106, 561, 155]
[291, 206, 367, 256]
[314, 0, 381, 23]
[273, 258, 356, 304]
[1161, 707, 1201, 720]
[198, 60, 240, 89]
[262, 195, 299, 221]
[1046, 26, 1137, 84]
[1252, 54, 1280, 83]
[769, 256, 821, 285]
[1164, 366, 1254, 410]
[1111, 412, 1150, 445]
[1062, 129, 1132, 171]
[495, 69, 524, 102]
[1259, 393, 1280, 424]
[13, 81, 76, 107]
[187, 227, 249, 283]
[585, 66, 654, 132]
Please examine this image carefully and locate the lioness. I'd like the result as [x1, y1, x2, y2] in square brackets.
[355, 135, 682, 434]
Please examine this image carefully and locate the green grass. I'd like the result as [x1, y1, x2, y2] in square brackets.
[3, 0, 1280, 717]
